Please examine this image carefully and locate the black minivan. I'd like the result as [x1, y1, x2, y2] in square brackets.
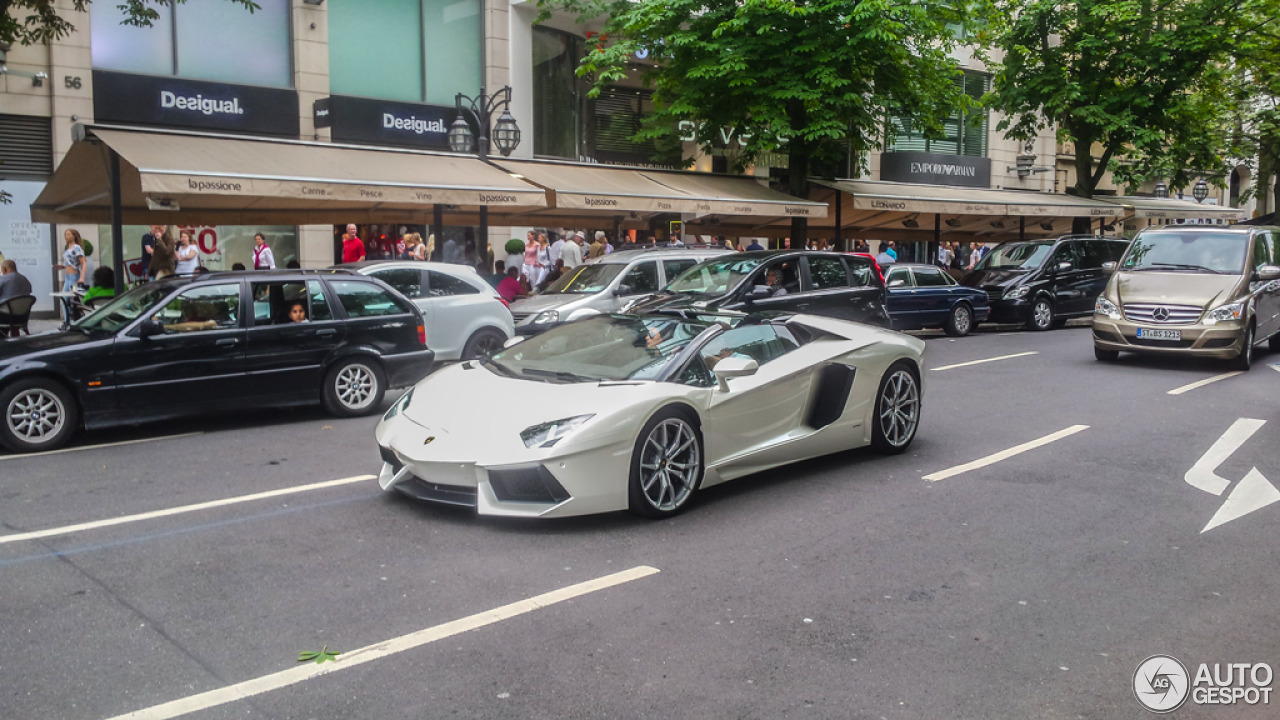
[0, 270, 434, 453]
[961, 235, 1129, 330]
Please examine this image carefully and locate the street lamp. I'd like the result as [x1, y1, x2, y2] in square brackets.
[449, 86, 521, 261]
[1153, 181, 1169, 198]
[1193, 178, 1209, 203]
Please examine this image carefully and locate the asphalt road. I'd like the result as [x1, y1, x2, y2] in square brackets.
[3, 324, 1279, 719]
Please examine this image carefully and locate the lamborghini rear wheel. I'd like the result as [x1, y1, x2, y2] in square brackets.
[629, 408, 704, 518]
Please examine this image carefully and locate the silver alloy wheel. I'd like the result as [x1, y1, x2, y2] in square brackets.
[952, 305, 971, 334]
[7, 388, 66, 445]
[335, 363, 377, 411]
[878, 369, 920, 448]
[638, 418, 701, 512]
[1033, 300, 1053, 329]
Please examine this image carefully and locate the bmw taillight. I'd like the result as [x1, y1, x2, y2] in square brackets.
[417, 325, 426, 346]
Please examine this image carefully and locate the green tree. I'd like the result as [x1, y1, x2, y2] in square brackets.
[987, 0, 1276, 232]
[537, 0, 994, 243]
[1228, 9, 1280, 218]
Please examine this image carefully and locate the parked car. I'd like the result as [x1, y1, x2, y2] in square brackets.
[961, 235, 1129, 330]
[629, 251, 891, 328]
[884, 263, 990, 336]
[344, 261, 513, 360]
[375, 310, 924, 518]
[509, 245, 732, 335]
[0, 271, 433, 453]
[1092, 225, 1280, 369]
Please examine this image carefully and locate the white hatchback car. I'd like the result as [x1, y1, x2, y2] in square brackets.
[347, 261, 514, 361]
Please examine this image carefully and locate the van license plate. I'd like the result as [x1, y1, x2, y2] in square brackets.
[1136, 327, 1181, 341]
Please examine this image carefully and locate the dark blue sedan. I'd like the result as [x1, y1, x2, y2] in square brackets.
[884, 263, 990, 336]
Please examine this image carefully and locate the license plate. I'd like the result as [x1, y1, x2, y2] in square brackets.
[1136, 327, 1181, 341]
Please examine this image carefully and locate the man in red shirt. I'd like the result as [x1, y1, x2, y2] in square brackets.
[342, 223, 366, 263]
[496, 266, 526, 303]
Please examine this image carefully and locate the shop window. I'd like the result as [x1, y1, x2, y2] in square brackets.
[91, 0, 292, 88]
[532, 27, 584, 159]
[888, 72, 988, 158]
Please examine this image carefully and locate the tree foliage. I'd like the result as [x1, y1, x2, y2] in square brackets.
[1, 0, 258, 48]
[987, 0, 1279, 208]
[1227, 5, 1280, 216]
[536, 0, 995, 241]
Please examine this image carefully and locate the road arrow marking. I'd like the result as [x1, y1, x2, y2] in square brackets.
[1270, 362, 1280, 373]
[1184, 418, 1265, 496]
[1202, 468, 1280, 533]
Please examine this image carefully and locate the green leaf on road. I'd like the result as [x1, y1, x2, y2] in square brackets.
[298, 645, 340, 664]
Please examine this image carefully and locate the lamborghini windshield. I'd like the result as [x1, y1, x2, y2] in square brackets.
[485, 315, 711, 382]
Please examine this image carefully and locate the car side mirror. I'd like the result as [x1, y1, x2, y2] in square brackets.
[1102, 261, 1117, 273]
[1057, 261, 1073, 272]
[135, 318, 164, 339]
[502, 335, 525, 348]
[1256, 264, 1280, 281]
[887, 279, 906, 288]
[713, 356, 758, 392]
[612, 284, 633, 296]
[747, 285, 772, 300]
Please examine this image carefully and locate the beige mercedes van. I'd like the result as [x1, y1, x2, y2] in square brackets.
[1092, 225, 1280, 370]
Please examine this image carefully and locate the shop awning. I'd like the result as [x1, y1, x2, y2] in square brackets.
[491, 158, 827, 220]
[810, 179, 1123, 218]
[1095, 195, 1247, 220]
[31, 124, 547, 225]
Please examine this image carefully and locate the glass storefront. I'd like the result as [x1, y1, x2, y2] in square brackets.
[0, 180, 54, 313]
[91, 0, 293, 88]
[94, 225, 299, 281]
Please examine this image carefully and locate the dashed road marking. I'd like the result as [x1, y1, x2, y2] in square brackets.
[105, 566, 661, 720]
[0, 432, 204, 461]
[930, 351, 1038, 372]
[0, 475, 374, 545]
[924, 425, 1090, 482]
[1167, 371, 1243, 395]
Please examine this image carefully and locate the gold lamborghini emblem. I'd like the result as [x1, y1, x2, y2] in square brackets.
[423, 436, 436, 445]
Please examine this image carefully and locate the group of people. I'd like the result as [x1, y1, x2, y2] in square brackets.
[140, 225, 278, 281]
[340, 223, 485, 267]
[935, 240, 990, 273]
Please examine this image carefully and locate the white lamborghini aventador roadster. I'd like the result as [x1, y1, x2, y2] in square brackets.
[375, 311, 925, 518]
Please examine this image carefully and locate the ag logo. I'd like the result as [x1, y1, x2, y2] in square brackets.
[1135, 655, 1190, 713]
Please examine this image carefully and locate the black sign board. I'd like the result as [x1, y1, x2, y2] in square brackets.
[92, 70, 300, 137]
[880, 151, 992, 188]
[326, 95, 470, 150]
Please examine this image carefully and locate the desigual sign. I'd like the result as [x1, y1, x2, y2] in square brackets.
[326, 95, 462, 150]
[93, 70, 300, 137]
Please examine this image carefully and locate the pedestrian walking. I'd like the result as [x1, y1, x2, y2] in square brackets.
[342, 224, 366, 263]
[56, 229, 88, 293]
[936, 241, 953, 269]
[561, 231, 584, 268]
[176, 230, 200, 275]
[253, 232, 276, 270]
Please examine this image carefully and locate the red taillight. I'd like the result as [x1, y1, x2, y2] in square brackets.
[417, 324, 426, 346]
[498, 296, 510, 308]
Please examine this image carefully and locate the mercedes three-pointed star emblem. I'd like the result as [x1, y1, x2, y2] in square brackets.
[1152, 306, 1170, 322]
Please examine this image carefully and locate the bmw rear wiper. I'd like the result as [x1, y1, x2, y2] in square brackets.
[521, 368, 593, 383]
[1147, 263, 1222, 274]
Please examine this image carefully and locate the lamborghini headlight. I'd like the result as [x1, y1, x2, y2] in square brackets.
[383, 387, 415, 420]
[1203, 302, 1244, 325]
[1094, 296, 1120, 320]
[532, 310, 559, 324]
[520, 414, 594, 448]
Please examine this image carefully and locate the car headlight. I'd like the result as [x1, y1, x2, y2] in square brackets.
[1094, 296, 1120, 320]
[1203, 302, 1244, 325]
[520, 414, 594, 448]
[382, 387, 414, 420]
[532, 310, 559, 325]
[1005, 286, 1030, 300]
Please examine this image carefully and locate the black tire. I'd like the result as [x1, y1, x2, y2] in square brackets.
[871, 361, 921, 455]
[0, 378, 78, 453]
[628, 407, 704, 518]
[1026, 297, 1055, 331]
[1229, 325, 1254, 371]
[461, 327, 508, 360]
[943, 303, 974, 337]
[322, 358, 386, 417]
[1269, 332, 1280, 353]
[1094, 346, 1119, 362]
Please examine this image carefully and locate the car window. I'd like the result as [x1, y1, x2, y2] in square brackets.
[307, 280, 334, 321]
[1252, 233, 1271, 273]
[912, 267, 949, 287]
[668, 256, 765, 296]
[976, 242, 1052, 270]
[1077, 241, 1109, 270]
[1268, 231, 1280, 267]
[843, 256, 877, 287]
[77, 283, 173, 333]
[1121, 231, 1248, 274]
[620, 261, 659, 294]
[698, 325, 799, 373]
[251, 282, 310, 325]
[427, 270, 481, 297]
[370, 268, 424, 299]
[886, 267, 914, 288]
[154, 283, 240, 334]
[807, 256, 848, 289]
[662, 259, 698, 286]
[1105, 240, 1129, 262]
[1051, 242, 1080, 268]
[330, 280, 411, 317]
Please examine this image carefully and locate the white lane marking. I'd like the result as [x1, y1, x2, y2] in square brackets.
[923, 425, 1090, 482]
[106, 565, 661, 720]
[1184, 418, 1265, 496]
[1270, 363, 1280, 373]
[0, 475, 374, 545]
[1167, 371, 1242, 395]
[0, 432, 204, 461]
[1203, 468, 1280, 532]
[930, 351, 1038, 372]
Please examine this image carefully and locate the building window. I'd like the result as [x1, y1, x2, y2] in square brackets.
[888, 72, 988, 158]
[532, 27, 585, 159]
[0, 115, 52, 178]
[90, 0, 292, 88]
[328, 0, 481, 105]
